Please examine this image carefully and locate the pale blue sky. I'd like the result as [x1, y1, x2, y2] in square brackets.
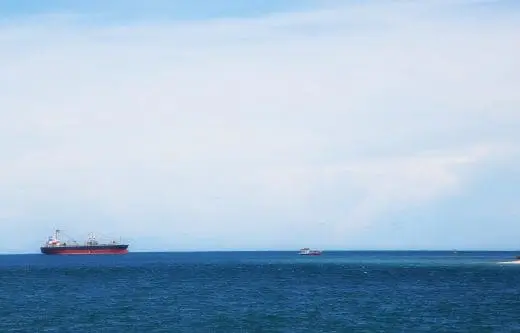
[1, 0, 519, 253]
[0, 0, 333, 23]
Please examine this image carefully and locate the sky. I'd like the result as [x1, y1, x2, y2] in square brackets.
[1, 0, 519, 253]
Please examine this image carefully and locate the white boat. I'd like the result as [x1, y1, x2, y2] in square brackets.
[299, 247, 322, 256]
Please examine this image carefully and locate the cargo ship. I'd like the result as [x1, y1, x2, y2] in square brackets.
[299, 247, 322, 256]
[40, 229, 129, 255]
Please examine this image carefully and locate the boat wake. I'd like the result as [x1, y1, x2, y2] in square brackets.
[497, 260, 520, 264]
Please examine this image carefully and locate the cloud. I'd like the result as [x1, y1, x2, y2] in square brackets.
[0, 0, 519, 252]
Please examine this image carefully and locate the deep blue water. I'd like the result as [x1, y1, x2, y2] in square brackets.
[1, 251, 520, 332]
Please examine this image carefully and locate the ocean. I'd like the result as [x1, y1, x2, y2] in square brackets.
[1, 251, 519, 332]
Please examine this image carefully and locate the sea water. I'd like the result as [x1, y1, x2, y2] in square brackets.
[1, 251, 519, 332]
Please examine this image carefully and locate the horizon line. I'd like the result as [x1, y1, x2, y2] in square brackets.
[1, 249, 520, 255]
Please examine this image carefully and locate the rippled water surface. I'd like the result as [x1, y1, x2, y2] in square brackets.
[1, 251, 519, 332]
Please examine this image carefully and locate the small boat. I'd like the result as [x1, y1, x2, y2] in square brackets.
[299, 247, 322, 256]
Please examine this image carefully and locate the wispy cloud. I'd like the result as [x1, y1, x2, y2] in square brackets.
[0, 0, 519, 252]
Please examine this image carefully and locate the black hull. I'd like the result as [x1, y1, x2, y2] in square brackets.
[40, 244, 129, 255]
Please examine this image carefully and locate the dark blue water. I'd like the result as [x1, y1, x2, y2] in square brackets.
[1, 251, 519, 332]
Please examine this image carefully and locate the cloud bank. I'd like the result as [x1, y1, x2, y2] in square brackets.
[1, 1, 519, 252]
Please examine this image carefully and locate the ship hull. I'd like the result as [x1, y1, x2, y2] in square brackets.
[40, 245, 129, 255]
